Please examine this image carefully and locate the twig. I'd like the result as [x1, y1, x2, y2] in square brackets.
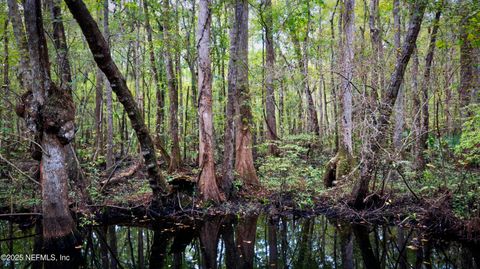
[0, 233, 41, 242]
[396, 168, 420, 201]
[0, 153, 40, 185]
[0, 212, 42, 217]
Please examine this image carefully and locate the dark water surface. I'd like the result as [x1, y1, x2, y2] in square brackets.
[0, 214, 478, 268]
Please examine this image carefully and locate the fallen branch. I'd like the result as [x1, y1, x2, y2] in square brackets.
[100, 161, 142, 188]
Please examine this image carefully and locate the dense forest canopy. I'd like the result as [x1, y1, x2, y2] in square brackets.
[0, 0, 479, 261]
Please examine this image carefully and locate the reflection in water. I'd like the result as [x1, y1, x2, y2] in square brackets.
[0, 215, 478, 268]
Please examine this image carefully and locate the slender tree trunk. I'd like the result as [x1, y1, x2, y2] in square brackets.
[458, 7, 476, 122]
[94, 68, 104, 154]
[392, 0, 404, 151]
[108, 225, 118, 269]
[143, 0, 170, 164]
[8, 0, 36, 149]
[134, 11, 143, 114]
[288, 3, 320, 136]
[233, 0, 259, 186]
[352, 0, 426, 208]
[303, 3, 320, 136]
[163, 0, 182, 172]
[339, 0, 355, 157]
[416, 9, 442, 172]
[264, 0, 278, 154]
[411, 47, 421, 163]
[65, 0, 170, 202]
[138, 229, 144, 269]
[2, 19, 9, 152]
[49, 0, 72, 92]
[7, 0, 33, 93]
[104, 0, 115, 172]
[197, 0, 224, 202]
[268, 217, 278, 269]
[369, 0, 383, 96]
[330, 0, 340, 150]
[221, 2, 237, 196]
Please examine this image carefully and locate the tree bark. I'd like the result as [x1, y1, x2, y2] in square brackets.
[49, 0, 72, 92]
[221, 1, 237, 196]
[339, 0, 355, 157]
[264, 0, 278, 154]
[163, 0, 182, 172]
[48, 0, 91, 206]
[24, 0, 79, 250]
[233, 0, 259, 186]
[352, 0, 426, 208]
[104, 0, 114, 172]
[324, 0, 355, 187]
[197, 0, 225, 202]
[65, 0, 170, 201]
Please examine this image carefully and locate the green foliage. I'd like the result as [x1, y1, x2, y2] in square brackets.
[257, 134, 324, 193]
[455, 104, 480, 166]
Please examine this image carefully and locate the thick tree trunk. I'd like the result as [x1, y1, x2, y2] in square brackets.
[199, 218, 221, 269]
[235, 215, 258, 269]
[352, 0, 426, 208]
[233, 0, 259, 186]
[264, 0, 278, 154]
[48, 0, 91, 206]
[24, 0, 79, 250]
[65, 0, 170, 201]
[324, 0, 355, 187]
[197, 0, 224, 202]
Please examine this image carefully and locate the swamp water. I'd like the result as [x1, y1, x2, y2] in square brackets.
[0, 214, 478, 268]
